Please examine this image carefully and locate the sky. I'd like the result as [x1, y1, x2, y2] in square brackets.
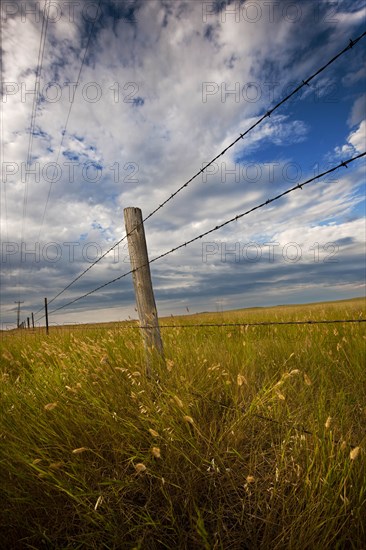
[0, 0, 365, 329]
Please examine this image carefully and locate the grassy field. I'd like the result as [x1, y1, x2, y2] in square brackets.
[1, 297, 365, 549]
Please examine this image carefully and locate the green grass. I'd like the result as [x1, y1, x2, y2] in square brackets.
[0, 298, 365, 549]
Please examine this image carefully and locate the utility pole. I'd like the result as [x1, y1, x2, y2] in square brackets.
[14, 301, 24, 329]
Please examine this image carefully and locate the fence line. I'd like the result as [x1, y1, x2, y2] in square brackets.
[29, 318, 366, 330]
[34, 31, 366, 312]
[33, 151, 365, 322]
[135, 319, 366, 329]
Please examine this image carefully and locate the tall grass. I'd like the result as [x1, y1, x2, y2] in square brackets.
[0, 298, 365, 548]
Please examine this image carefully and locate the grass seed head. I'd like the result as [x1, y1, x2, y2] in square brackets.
[350, 446, 360, 460]
[289, 369, 300, 376]
[149, 428, 160, 437]
[237, 374, 247, 386]
[276, 391, 286, 401]
[166, 359, 174, 372]
[325, 416, 332, 429]
[2, 350, 14, 361]
[72, 447, 89, 454]
[94, 495, 103, 511]
[151, 447, 161, 458]
[44, 402, 58, 411]
[183, 415, 194, 425]
[49, 461, 64, 470]
[173, 395, 184, 408]
[135, 463, 147, 473]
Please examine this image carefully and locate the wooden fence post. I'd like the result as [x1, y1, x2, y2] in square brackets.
[31, 312, 35, 329]
[44, 297, 49, 335]
[27, 317, 30, 329]
[124, 207, 164, 376]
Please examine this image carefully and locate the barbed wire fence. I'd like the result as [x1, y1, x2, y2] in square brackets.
[2, 18, 365, 470]
[15, 318, 366, 333]
[6, 31, 364, 331]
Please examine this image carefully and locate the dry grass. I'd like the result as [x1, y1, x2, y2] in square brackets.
[0, 298, 365, 549]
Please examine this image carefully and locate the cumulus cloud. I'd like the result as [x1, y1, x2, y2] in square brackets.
[348, 120, 366, 153]
[348, 94, 366, 127]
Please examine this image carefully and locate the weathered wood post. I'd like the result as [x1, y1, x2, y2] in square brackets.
[27, 317, 30, 329]
[124, 207, 164, 376]
[31, 312, 35, 329]
[44, 297, 49, 335]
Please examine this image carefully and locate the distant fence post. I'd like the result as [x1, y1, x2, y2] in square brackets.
[27, 317, 30, 329]
[124, 207, 164, 376]
[31, 312, 35, 329]
[44, 297, 49, 335]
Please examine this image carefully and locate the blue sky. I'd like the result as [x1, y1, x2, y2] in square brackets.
[0, 0, 365, 328]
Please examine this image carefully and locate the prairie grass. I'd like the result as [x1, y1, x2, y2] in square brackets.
[0, 298, 365, 549]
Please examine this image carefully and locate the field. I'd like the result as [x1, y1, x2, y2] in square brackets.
[1, 298, 365, 549]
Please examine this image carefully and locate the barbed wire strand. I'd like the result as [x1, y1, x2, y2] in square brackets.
[33, 151, 365, 321]
[122, 319, 366, 328]
[190, 391, 358, 448]
[32, 317, 366, 328]
[39, 31, 366, 309]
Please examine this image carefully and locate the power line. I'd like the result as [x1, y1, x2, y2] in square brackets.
[18, 0, 50, 303]
[0, 11, 9, 245]
[14, 301, 24, 329]
[37, 0, 102, 240]
[34, 151, 365, 319]
[32, 1, 102, 317]
[21, 0, 50, 241]
[39, 30, 366, 308]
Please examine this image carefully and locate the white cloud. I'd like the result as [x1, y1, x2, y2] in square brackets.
[348, 94, 366, 127]
[348, 120, 366, 153]
[332, 119, 366, 158]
